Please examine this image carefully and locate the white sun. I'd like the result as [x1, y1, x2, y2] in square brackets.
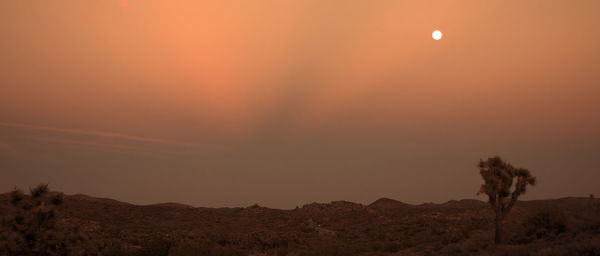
[432, 30, 442, 40]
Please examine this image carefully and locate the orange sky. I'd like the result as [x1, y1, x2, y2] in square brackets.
[1, 0, 599, 208]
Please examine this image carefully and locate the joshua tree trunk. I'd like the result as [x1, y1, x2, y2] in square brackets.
[494, 213, 503, 244]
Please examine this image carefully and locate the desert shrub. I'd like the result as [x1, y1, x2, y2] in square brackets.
[204, 247, 246, 256]
[564, 236, 600, 256]
[167, 240, 246, 256]
[299, 245, 353, 256]
[300, 226, 315, 233]
[102, 244, 137, 256]
[371, 241, 402, 252]
[135, 236, 173, 256]
[524, 210, 567, 239]
[444, 230, 491, 255]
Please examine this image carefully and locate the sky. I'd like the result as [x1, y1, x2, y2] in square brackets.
[1, 0, 599, 209]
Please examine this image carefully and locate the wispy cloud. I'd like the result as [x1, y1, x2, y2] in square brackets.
[0, 122, 191, 146]
[16, 135, 186, 155]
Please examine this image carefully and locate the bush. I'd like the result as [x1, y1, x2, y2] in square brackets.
[525, 210, 567, 239]
[136, 236, 172, 256]
[168, 240, 246, 256]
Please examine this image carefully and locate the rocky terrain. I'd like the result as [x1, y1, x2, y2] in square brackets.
[1, 193, 599, 255]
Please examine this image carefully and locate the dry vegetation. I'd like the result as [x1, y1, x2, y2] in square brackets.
[1, 188, 599, 255]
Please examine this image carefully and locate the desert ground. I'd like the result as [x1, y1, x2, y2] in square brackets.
[1, 191, 599, 256]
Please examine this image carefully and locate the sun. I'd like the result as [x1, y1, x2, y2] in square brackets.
[432, 30, 442, 40]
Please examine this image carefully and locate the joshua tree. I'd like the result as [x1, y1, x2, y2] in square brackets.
[1, 184, 94, 255]
[477, 156, 536, 244]
[1, 184, 67, 255]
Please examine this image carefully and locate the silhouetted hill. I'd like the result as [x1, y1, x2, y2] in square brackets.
[145, 202, 195, 209]
[367, 197, 412, 209]
[69, 193, 133, 206]
[441, 199, 487, 209]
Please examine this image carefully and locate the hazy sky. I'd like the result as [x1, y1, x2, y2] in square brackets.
[1, 0, 599, 208]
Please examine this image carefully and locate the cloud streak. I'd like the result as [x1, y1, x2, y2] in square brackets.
[0, 122, 191, 146]
[15, 135, 188, 155]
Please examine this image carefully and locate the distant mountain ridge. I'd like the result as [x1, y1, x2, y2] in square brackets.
[0, 192, 589, 211]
